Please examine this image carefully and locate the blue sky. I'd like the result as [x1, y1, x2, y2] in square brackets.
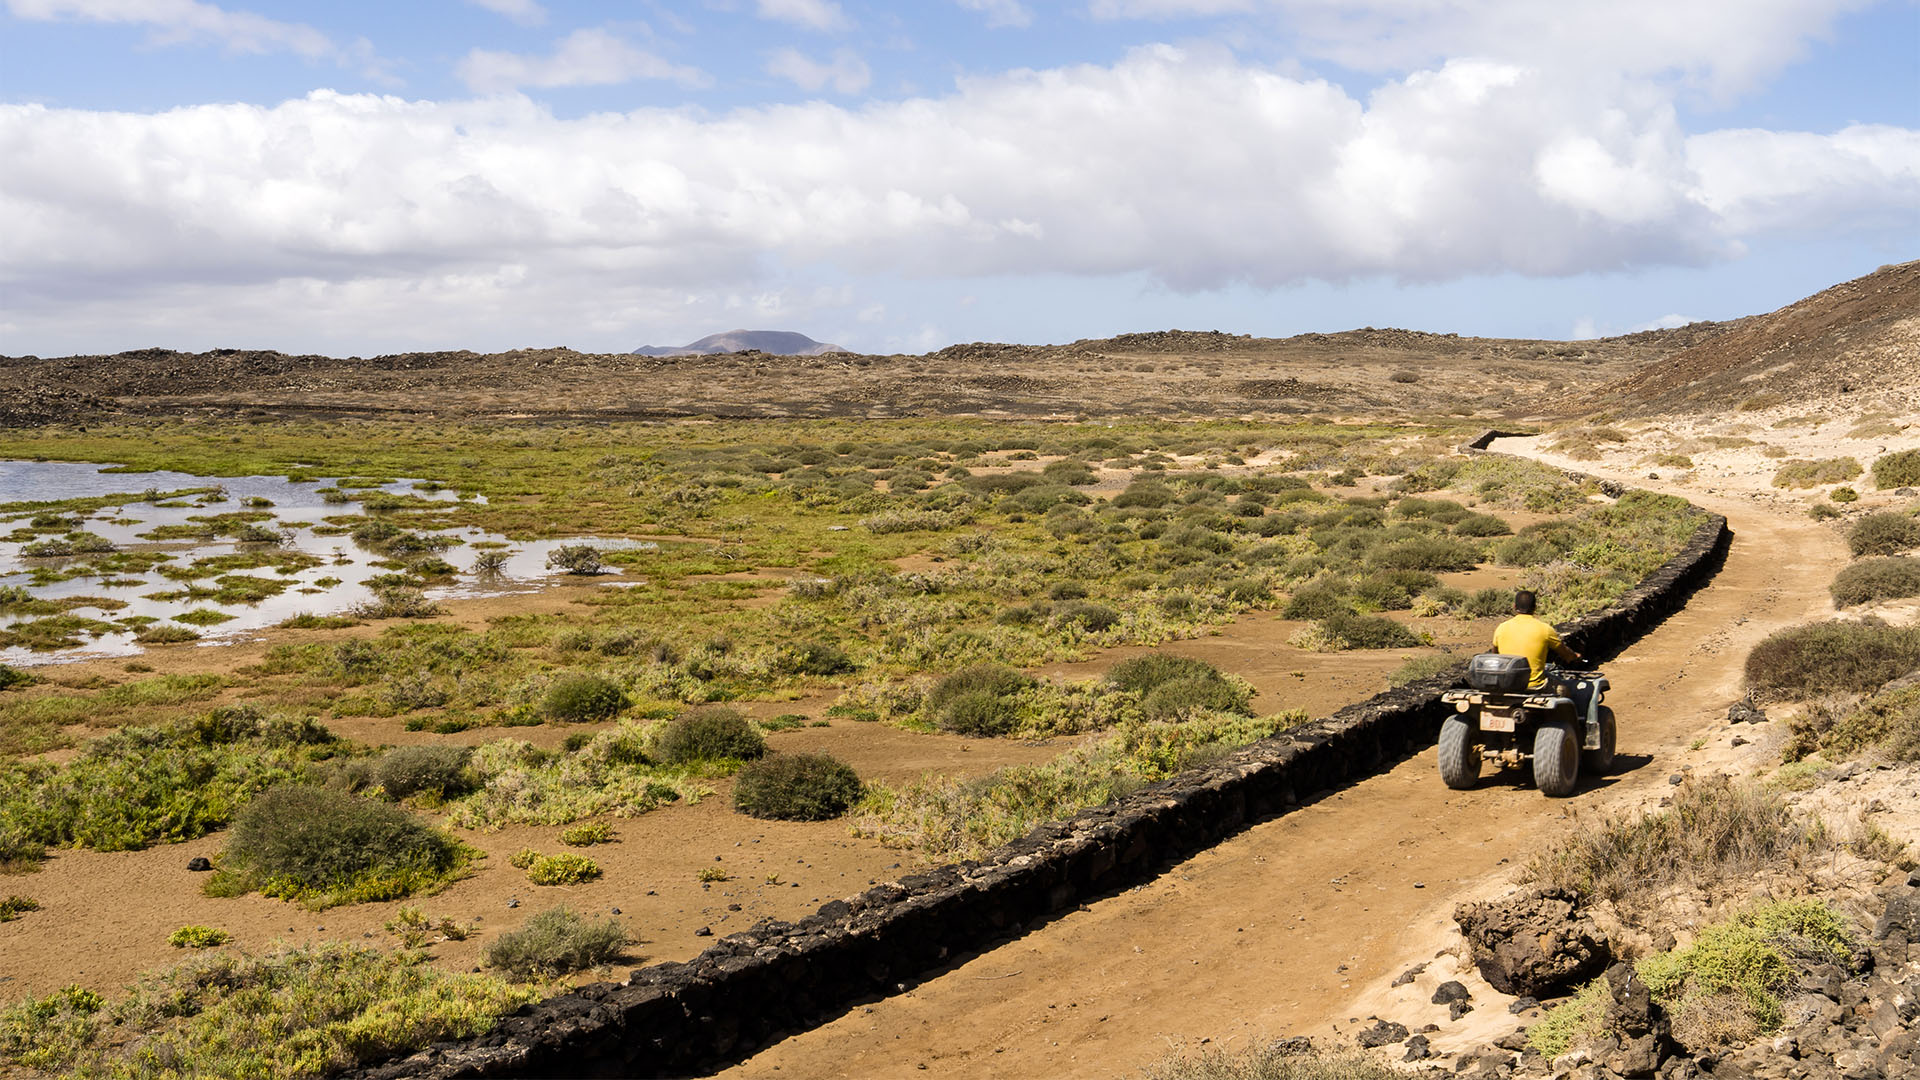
[1, 0, 1916, 356]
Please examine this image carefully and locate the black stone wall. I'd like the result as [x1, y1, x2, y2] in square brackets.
[347, 488, 1730, 1080]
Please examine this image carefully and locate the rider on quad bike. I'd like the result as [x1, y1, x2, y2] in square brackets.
[1437, 589, 1616, 796]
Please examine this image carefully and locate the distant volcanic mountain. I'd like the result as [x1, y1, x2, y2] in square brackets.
[631, 330, 848, 358]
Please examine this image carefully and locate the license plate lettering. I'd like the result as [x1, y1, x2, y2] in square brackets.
[1480, 707, 1517, 732]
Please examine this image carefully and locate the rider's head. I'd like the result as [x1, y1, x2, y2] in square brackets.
[1512, 590, 1538, 615]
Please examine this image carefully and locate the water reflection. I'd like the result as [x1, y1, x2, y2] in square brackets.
[0, 461, 653, 665]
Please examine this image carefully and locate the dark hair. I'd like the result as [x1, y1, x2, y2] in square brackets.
[1512, 590, 1537, 614]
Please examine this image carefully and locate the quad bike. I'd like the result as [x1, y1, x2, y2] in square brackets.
[1437, 654, 1615, 797]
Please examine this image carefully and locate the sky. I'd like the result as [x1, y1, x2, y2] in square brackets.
[0, 0, 1916, 357]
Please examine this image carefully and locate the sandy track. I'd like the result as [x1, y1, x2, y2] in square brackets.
[707, 442, 1845, 1080]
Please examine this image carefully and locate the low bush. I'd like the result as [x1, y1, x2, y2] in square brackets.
[1744, 619, 1920, 698]
[558, 821, 614, 846]
[1527, 776, 1832, 909]
[134, 624, 201, 644]
[545, 545, 604, 574]
[0, 943, 535, 1077]
[1771, 457, 1861, 489]
[1462, 587, 1515, 618]
[1051, 599, 1121, 631]
[1452, 512, 1512, 537]
[1782, 684, 1920, 763]
[1830, 486, 1858, 503]
[732, 753, 864, 820]
[1637, 899, 1853, 1047]
[0, 664, 32, 691]
[484, 906, 626, 979]
[1303, 611, 1422, 651]
[1144, 1046, 1402, 1080]
[1388, 655, 1459, 686]
[1142, 676, 1251, 722]
[373, 745, 475, 800]
[1830, 557, 1920, 607]
[542, 673, 628, 722]
[523, 851, 601, 885]
[1849, 512, 1920, 556]
[783, 640, 855, 675]
[351, 587, 445, 620]
[1366, 535, 1479, 572]
[1873, 448, 1920, 489]
[1280, 586, 1351, 620]
[656, 707, 767, 764]
[1106, 654, 1223, 695]
[0, 894, 39, 921]
[216, 784, 470, 907]
[168, 925, 231, 948]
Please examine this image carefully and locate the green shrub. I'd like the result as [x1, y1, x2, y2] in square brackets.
[484, 906, 625, 979]
[0, 894, 39, 921]
[1850, 512, 1920, 556]
[1452, 512, 1512, 537]
[1638, 900, 1853, 1044]
[1141, 677, 1251, 722]
[1280, 586, 1351, 620]
[1388, 655, 1459, 687]
[1873, 448, 1920, 489]
[1051, 599, 1120, 631]
[1106, 654, 1224, 695]
[1830, 486, 1859, 503]
[656, 707, 767, 764]
[557, 821, 614, 846]
[1809, 503, 1842, 521]
[544, 544, 604, 574]
[783, 640, 855, 675]
[1831, 557, 1920, 607]
[373, 745, 475, 800]
[523, 852, 601, 885]
[1745, 620, 1920, 698]
[542, 673, 628, 722]
[168, 925, 232, 948]
[733, 753, 863, 820]
[1463, 587, 1515, 618]
[1366, 535, 1479, 572]
[1771, 457, 1862, 489]
[0, 664, 31, 692]
[217, 784, 469, 907]
[1783, 685, 1920, 763]
[1319, 611, 1422, 650]
[935, 690, 1020, 736]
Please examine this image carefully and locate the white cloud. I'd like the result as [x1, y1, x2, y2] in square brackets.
[0, 47, 1914, 353]
[458, 29, 708, 93]
[463, 0, 545, 26]
[755, 0, 848, 31]
[958, 0, 1034, 28]
[766, 47, 871, 94]
[1086, 0, 1877, 98]
[7, 0, 336, 58]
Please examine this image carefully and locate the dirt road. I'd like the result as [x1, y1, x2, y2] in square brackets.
[709, 442, 1845, 1080]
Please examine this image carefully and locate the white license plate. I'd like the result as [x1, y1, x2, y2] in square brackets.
[1480, 707, 1517, 733]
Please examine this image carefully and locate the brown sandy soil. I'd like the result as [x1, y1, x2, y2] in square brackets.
[705, 443, 1853, 1080]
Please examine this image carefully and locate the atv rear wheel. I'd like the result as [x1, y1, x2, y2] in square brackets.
[1532, 719, 1580, 797]
[1438, 716, 1479, 790]
[1581, 705, 1617, 776]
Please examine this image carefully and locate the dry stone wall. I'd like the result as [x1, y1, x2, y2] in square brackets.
[347, 467, 1732, 1080]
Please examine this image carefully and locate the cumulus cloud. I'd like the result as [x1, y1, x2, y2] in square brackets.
[0, 46, 1914, 352]
[755, 0, 848, 31]
[957, 0, 1034, 28]
[766, 47, 871, 94]
[7, 0, 336, 58]
[457, 29, 708, 93]
[463, 0, 545, 26]
[1086, 0, 1877, 97]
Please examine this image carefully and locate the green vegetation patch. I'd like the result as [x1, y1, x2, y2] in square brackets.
[1745, 620, 1920, 698]
[211, 784, 471, 908]
[1873, 448, 1920, 490]
[168, 925, 232, 949]
[1849, 512, 1920, 557]
[522, 851, 602, 886]
[1830, 557, 1920, 608]
[0, 707, 341, 861]
[0, 943, 535, 1078]
[733, 753, 863, 820]
[484, 906, 626, 979]
[656, 706, 767, 764]
[1783, 684, 1920, 764]
[1770, 457, 1862, 489]
[447, 725, 717, 830]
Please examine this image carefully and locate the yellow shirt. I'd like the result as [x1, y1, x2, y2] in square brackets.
[1492, 613, 1577, 689]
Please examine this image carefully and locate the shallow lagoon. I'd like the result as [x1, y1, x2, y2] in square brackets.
[0, 460, 651, 665]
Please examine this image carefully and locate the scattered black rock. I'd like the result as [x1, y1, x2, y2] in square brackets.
[1432, 980, 1472, 1005]
[1449, 1000, 1475, 1021]
[1356, 1019, 1410, 1048]
[694, 926, 713, 937]
[186, 857, 212, 872]
[1392, 962, 1428, 987]
[1455, 888, 1611, 998]
[1509, 996, 1540, 1014]
[1726, 694, 1767, 724]
[1403, 1034, 1432, 1061]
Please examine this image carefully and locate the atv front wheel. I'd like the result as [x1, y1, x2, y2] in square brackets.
[1532, 719, 1580, 797]
[1581, 706, 1617, 776]
[1438, 716, 1479, 790]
